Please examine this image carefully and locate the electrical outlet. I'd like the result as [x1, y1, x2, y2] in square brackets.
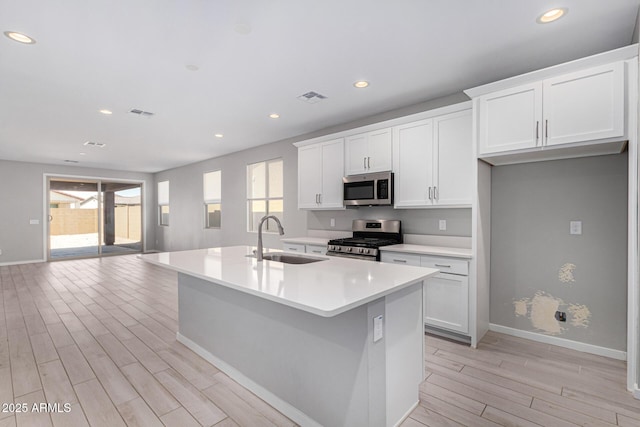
[330, 218, 335, 227]
[439, 220, 447, 231]
[373, 315, 383, 342]
[570, 221, 582, 235]
[555, 311, 567, 322]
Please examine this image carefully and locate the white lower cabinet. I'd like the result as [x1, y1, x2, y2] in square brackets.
[282, 242, 327, 255]
[381, 251, 469, 335]
[283, 243, 305, 253]
[305, 244, 327, 255]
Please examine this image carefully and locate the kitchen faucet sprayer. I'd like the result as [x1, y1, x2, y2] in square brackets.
[255, 215, 284, 261]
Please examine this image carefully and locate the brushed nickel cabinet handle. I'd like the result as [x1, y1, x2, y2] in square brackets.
[367, 157, 371, 169]
[364, 157, 367, 169]
[545, 119, 549, 139]
[434, 186, 438, 200]
[393, 259, 407, 263]
[319, 193, 322, 204]
[428, 187, 433, 200]
[435, 264, 451, 268]
[536, 121, 539, 141]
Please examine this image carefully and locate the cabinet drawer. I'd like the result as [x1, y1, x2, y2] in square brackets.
[380, 252, 421, 266]
[421, 256, 468, 275]
[305, 244, 327, 255]
[283, 243, 305, 253]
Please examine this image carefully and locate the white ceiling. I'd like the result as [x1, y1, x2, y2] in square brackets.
[1, 0, 639, 173]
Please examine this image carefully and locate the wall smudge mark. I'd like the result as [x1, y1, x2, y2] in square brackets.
[567, 304, 591, 327]
[512, 291, 591, 335]
[529, 291, 565, 335]
[513, 299, 528, 317]
[558, 263, 576, 283]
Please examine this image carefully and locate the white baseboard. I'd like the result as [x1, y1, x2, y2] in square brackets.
[489, 324, 627, 361]
[0, 259, 45, 267]
[393, 401, 419, 427]
[634, 388, 640, 400]
[176, 332, 322, 427]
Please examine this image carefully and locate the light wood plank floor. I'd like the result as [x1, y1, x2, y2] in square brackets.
[1, 255, 638, 426]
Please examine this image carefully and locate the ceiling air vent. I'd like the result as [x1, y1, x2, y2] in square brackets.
[63, 160, 79, 163]
[83, 141, 106, 148]
[129, 108, 155, 117]
[297, 91, 327, 104]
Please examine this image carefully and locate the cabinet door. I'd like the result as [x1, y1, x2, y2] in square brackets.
[478, 82, 543, 155]
[305, 244, 327, 255]
[283, 243, 305, 253]
[380, 251, 421, 266]
[297, 145, 323, 209]
[423, 273, 469, 334]
[319, 139, 345, 208]
[367, 128, 393, 172]
[433, 110, 472, 206]
[345, 133, 369, 175]
[393, 119, 433, 207]
[543, 62, 625, 147]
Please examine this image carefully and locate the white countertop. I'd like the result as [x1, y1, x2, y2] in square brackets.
[140, 246, 437, 317]
[280, 237, 329, 246]
[380, 244, 472, 259]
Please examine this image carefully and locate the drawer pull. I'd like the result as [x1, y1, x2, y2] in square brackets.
[393, 259, 407, 263]
[311, 250, 321, 254]
[289, 248, 298, 251]
[435, 264, 451, 268]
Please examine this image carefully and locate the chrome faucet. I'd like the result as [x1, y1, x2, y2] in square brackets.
[255, 215, 284, 261]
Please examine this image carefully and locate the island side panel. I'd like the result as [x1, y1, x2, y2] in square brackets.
[177, 272, 376, 427]
[384, 281, 424, 425]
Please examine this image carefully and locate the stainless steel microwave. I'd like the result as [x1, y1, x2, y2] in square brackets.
[343, 171, 393, 206]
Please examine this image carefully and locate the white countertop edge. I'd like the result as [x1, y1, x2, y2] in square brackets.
[139, 253, 436, 318]
[380, 244, 472, 259]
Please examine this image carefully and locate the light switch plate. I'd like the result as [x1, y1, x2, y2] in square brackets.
[330, 218, 335, 227]
[570, 221, 582, 235]
[373, 315, 383, 342]
[29, 219, 39, 225]
[439, 220, 447, 231]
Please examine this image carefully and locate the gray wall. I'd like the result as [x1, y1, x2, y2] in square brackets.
[154, 92, 472, 252]
[0, 160, 154, 264]
[490, 154, 628, 351]
[154, 138, 307, 252]
[308, 208, 471, 237]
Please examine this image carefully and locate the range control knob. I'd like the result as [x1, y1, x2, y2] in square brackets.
[358, 248, 364, 254]
[346, 247, 352, 252]
[363, 248, 370, 255]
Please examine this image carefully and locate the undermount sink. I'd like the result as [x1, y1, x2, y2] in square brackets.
[248, 253, 327, 264]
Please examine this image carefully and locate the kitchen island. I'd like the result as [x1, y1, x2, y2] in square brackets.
[140, 246, 438, 427]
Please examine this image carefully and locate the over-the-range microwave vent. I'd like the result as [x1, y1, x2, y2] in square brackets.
[297, 91, 327, 104]
[129, 108, 155, 117]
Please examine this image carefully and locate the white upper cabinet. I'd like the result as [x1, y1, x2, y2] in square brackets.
[345, 128, 392, 175]
[393, 109, 472, 208]
[543, 62, 624, 147]
[393, 119, 434, 207]
[476, 61, 626, 159]
[297, 138, 344, 209]
[478, 82, 542, 155]
[433, 110, 473, 206]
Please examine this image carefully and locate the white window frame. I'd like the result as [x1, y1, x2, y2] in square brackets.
[204, 170, 221, 229]
[158, 180, 170, 226]
[246, 158, 283, 233]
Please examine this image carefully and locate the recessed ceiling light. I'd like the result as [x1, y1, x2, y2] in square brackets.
[186, 64, 199, 71]
[79, 152, 86, 156]
[214, 133, 223, 138]
[537, 8, 567, 24]
[354, 81, 369, 88]
[269, 113, 280, 119]
[4, 31, 36, 44]
[99, 109, 113, 115]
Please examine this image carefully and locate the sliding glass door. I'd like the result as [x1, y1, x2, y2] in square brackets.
[47, 177, 143, 260]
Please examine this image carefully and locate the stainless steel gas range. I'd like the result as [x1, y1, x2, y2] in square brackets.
[327, 219, 402, 261]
